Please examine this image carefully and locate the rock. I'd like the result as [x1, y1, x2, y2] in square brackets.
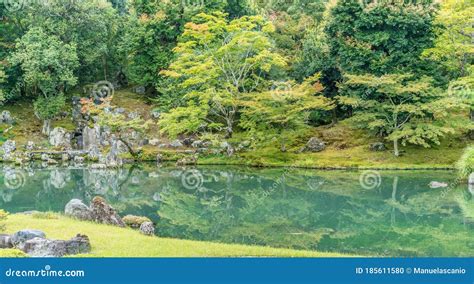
[88, 145, 101, 160]
[202, 141, 213, 148]
[0, 110, 13, 124]
[227, 146, 234, 156]
[176, 156, 197, 166]
[61, 153, 70, 162]
[182, 138, 194, 146]
[429, 181, 449, 188]
[169, 140, 183, 148]
[82, 126, 100, 151]
[114, 108, 126, 114]
[303, 137, 326, 152]
[156, 154, 163, 164]
[369, 142, 387, 152]
[21, 234, 91, 257]
[11, 229, 46, 247]
[41, 153, 50, 161]
[74, 156, 85, 164]
[47, 158, 58, 165]
[25, 141, 35, 151]
[2, 140, 16, 154]
[220, 141, 231, 150]
[90, 196, 125, 227]
[151, 110, 161, 119]
[138, 139, 149, 146]
[90, 163, 107, 169]
[220, 141, 234, 156]
[139, 222, 155, 236]
[128, 111, 140, 120]
[0, 234, 13, 248]
[49, 127, 72, 148]
[158, 143, 168, 148]
[239, 140, 251, 148]
[123, 215, 152, 228]
[149, 139, 160, 146]
[65, 199, 93, 221]
[134, 86, 146, 95]
[191, 140, 203, 148]
[105, 140, 123, 168]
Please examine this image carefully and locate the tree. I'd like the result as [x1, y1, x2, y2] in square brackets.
[338, 73, 468, 156]
[325, 0, 437, 76]
[15, 0, 121, 83]
[159, 12, 286, 138]
[239, 74, 333, 151]
[422, 0, 473, 79]
[9, 27, 78, 134]
[123, 0, 228, 95]
[422, 0, 473, 137]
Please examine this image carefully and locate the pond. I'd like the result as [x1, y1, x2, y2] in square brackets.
[0, 164, 472, 257]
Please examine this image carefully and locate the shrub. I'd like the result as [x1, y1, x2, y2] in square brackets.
[123, 215, 152, 228]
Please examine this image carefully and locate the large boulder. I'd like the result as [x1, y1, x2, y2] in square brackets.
[0, 234, 13, 248]
[82, 125, 100, 150]
[65, 199, 93, 221]
[139, 222, 155, 236]
[11, 229, 46, 247]
[90, 196, 125, 227]
[21, 234, 91, 257]
[49, 127, 72, 148]
[302, 137, 326, 152]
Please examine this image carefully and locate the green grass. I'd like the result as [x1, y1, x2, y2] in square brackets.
[2, 214, 346, 257]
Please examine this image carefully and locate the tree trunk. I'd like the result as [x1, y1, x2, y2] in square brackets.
[224, 119, 233, 139]
[331, 108, 338, 125]
[393, 139, 400, 157]
[119, 137, 138, 159]
[42, 119, 51, 136]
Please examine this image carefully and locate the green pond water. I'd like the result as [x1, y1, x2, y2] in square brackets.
[0, 164, 472, 257]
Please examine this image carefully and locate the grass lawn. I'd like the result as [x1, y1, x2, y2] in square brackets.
[1, 214, 347, 257]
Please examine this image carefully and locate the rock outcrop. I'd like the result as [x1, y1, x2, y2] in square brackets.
[49, 127, 72, 149]
[21, 234, 91, 257]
